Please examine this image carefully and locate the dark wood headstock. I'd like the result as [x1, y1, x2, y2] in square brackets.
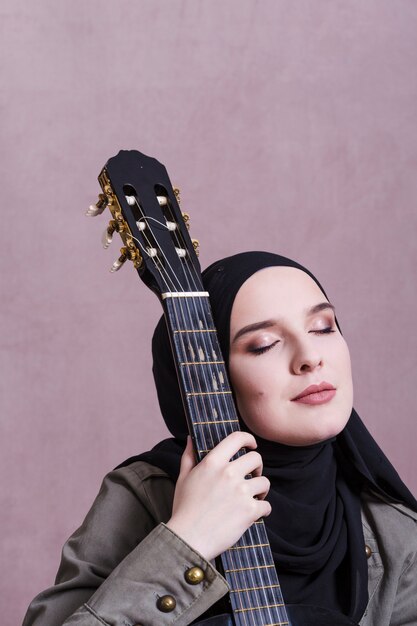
[87, 149, 202, 298]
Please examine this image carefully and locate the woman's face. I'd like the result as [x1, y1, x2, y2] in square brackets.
[228, 267, 353, 446]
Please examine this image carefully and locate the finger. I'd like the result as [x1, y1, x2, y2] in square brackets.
[206, 430, 257, 464]
[230, 450, 263, 478]
[178, 436, 197, 479]
[245, 475, 270, 500]
[256, 499, 272, 519]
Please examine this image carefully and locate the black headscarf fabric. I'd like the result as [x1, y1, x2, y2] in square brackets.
[120, 251, 417, 623]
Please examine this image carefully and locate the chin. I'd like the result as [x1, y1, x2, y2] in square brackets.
[285, 416, 350, 447]
[310, 416, 350, 443]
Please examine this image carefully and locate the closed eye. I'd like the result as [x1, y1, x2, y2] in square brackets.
[310, 327, 336, 335]
[249, 340, 280, 355]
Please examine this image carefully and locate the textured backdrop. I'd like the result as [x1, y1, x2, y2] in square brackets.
[1, 2, 417, 624]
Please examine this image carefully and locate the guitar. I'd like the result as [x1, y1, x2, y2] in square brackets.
[88, 149, 358, 626]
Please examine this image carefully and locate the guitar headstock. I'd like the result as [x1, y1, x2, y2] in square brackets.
[87, 150, 202, 297]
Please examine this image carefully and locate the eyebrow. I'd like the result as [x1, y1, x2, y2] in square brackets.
[231, 302, 336, 343]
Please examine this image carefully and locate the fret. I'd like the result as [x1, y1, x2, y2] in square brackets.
[181, 366, 230, 397]
[186, 390, 232, 396]
[174, 328, 217, 333]
[186, 397, 237, 418]
[167, 305, 220, 341]
[194, 443, 244, 457]
[161, 291, 209, 299]
[194, 418, 239, 425]
[230, 584, 281, 593]
[235, 603, 285, 613]
[180, 360, 225, 365]
[225, 563, 283, 588]
[191, 419, 239, 451]
[229, 543, 270, 550]
[224, 564, 276, 573]
[175, 342, 219, 361]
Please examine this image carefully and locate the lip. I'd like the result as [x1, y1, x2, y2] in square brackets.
[292, 382, 336, 405]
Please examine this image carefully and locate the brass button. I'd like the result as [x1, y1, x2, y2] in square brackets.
[365, 545, 372, 559]
[185, 566, 205, 585]
[157, 594, 176, 612]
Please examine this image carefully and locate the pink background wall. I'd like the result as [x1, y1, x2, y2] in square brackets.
[2, 2, 417, 624]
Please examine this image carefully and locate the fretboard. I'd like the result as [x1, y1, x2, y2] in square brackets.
[163, 293, 290, 626]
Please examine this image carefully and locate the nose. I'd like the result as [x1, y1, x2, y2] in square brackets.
[290, 339, 323, 375]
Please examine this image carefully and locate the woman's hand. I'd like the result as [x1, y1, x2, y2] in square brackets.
[166, 431, 271, 561]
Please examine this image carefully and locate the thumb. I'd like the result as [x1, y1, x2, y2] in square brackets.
[178, 436, 197, 480]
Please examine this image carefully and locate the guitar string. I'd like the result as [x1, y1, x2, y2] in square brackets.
[122, 213, 214, 458]
[142, 203, 236, 462]
[128, 201, 280, 624]
[157, 215, 224, 462]
[131, 205, 214, 466]
[130, 210, 214, 457]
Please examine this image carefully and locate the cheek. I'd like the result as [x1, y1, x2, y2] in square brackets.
[337, 339, 353, 385]
[229, 357, 276, 430]
[229, 358, 260, 411]
[334, 339, 354, 414]
[229, 355, 273, 398]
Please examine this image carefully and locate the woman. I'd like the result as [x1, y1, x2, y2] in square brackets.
[23, 252, 417, 626]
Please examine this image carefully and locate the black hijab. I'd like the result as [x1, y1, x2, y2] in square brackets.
[120, 251, 417, 622]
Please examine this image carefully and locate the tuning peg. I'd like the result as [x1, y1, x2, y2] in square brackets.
[110, 248, 128, 273]
[86, 193, 108, 217]
[157, 195, 168, 206]
[173, 187, 181, 206]
[182, 212, 190, 230]
[102, 220, 118, 249]
[192, 239, 200, 257]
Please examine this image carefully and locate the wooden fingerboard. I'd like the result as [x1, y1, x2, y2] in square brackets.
[163, 293, 290, 626]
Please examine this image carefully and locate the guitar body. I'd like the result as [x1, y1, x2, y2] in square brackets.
[196, 605, 358, 625]
[90, 149, 359, 626]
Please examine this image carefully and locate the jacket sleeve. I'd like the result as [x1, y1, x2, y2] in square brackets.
[22, 465, 229, 626]
[389, 547, 417, 626]
[360, 492, 417, 626]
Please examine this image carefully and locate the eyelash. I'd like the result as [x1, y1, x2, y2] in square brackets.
[250, 341, 279, 356]
[249, 327, 336, 356]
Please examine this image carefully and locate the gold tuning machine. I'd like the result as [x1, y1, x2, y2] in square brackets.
[109, 235, 142, 272]
[182, 212, 190, 230]
[87, 169, 144, 272]
[192, 239, 200, 257]
[86, 193, 108, 217]
[173, 186, 181, 206]
[110, 247, 129, 273]
[102, 219, 118, 249]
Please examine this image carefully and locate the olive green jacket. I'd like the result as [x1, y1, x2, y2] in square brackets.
[22, 461, 417, 626]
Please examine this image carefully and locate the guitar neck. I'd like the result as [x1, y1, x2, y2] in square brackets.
[163, 293, 239, 456]
[91, 149, 291, 625]
[163, 293, 290, 626]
